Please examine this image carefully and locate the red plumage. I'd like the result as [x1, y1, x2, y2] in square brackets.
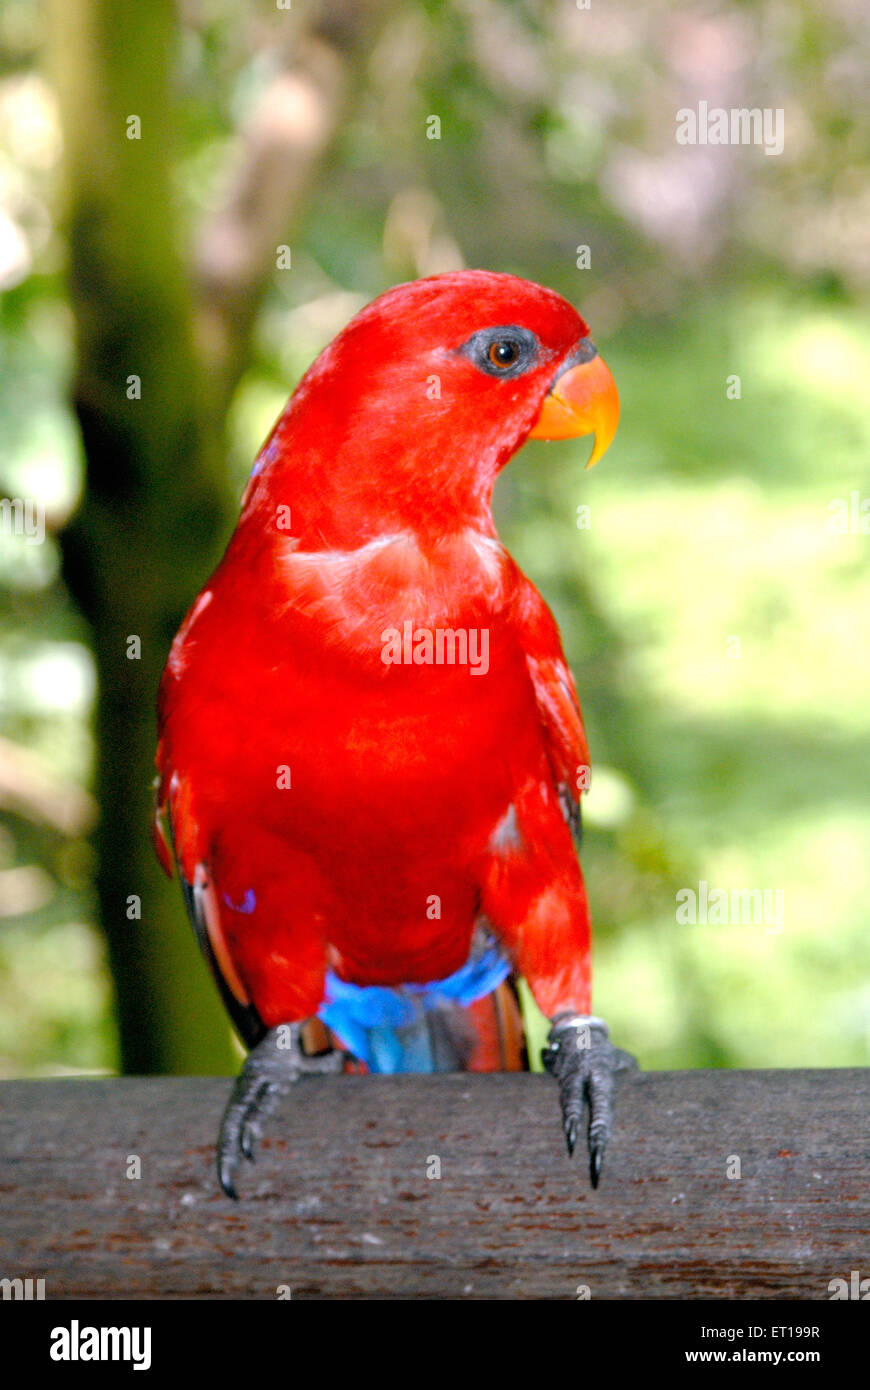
[155, 271, 629, 1192]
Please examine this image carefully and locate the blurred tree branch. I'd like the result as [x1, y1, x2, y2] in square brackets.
[194, 2, 390, 410]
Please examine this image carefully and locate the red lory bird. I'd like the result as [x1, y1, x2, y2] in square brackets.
[154, 270, 636, 1197]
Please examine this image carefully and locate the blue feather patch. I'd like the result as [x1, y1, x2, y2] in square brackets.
[318, 935, 511, 1074]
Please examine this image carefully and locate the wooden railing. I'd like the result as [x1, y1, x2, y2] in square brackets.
[0, 1069, 866, 1298]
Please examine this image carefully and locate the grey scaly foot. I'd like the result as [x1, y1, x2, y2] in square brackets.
[217, 1023, 345, 1198]
[542, 1013, 637, 1188]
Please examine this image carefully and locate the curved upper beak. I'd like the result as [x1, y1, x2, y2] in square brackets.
[528, 342, 620, 468]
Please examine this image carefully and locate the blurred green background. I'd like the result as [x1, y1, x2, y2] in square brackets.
[0, 0, 868, 1078]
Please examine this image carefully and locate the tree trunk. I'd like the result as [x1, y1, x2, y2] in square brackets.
[50, 0, 236, 1072]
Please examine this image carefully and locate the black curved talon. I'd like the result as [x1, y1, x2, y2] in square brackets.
[217, 1023, 346, 1198]
[542, 1013, 637, 1188]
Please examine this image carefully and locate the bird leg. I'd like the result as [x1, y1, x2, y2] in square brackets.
[542, 1013, 637, 1187]
[217, 1023, 345, 1198]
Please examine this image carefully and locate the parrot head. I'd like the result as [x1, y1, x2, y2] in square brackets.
[247, 270, 619, 545]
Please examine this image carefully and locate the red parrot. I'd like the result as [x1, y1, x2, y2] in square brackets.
[154, 270, 635, 1197]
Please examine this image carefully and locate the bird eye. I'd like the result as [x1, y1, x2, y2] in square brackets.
[488, 340, 520, 369]
[457, 324, 540, 377]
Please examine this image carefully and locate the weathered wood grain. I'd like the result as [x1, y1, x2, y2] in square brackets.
[0, 1070, 866, 1299]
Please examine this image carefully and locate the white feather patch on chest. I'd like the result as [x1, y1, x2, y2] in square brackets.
[277, 528, 511, 639]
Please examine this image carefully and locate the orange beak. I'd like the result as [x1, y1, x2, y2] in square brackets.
[528, 348, 620, 468]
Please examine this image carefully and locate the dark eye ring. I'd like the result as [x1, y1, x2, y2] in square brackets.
[457, 324, 540, 377]
[488, 339, 520, 368]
